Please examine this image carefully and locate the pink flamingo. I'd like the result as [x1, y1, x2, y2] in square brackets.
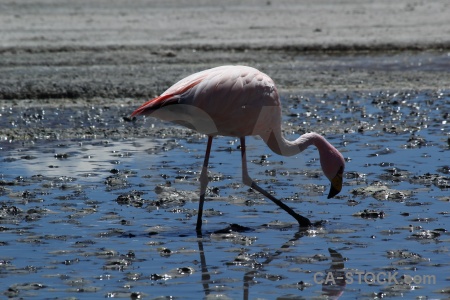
[131, 65, 344, 231]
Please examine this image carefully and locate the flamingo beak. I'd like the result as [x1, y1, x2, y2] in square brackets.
[327, 168, 343, 199]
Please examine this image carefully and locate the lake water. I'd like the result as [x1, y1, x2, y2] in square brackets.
[1, 90, 449, 299]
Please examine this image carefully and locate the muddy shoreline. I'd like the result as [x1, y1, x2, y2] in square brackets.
[2, 0, 450, 106]
[2, 47, 449, 100]
[2, 47, 449, 142]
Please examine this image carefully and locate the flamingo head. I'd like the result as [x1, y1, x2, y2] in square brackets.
[327, 165, 344, 198]
[319, 144, 345, 199]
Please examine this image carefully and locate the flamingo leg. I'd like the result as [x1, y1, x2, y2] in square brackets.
[239, 137, 312, 227]
[196, 136, 213, 232]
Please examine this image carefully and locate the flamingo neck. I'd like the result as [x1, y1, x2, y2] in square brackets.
[262, 131, 327, 157]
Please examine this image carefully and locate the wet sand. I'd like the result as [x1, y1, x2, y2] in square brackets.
[1, 1, 450, 299]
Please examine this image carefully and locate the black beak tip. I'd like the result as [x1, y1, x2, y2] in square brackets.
[327, 186, 340, 199]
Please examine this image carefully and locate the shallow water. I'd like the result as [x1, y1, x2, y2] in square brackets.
[1, 90, 449, 299]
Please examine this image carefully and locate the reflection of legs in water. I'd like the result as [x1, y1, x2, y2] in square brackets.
[197, 233, 211, 297]
[243, 229, 308, 299]
[242, 230, 346, 299]
[195, 227, 308, 299]
[196, 227, 345, 299]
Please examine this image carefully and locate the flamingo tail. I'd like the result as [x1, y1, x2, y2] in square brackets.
[130, 75, 206, 117]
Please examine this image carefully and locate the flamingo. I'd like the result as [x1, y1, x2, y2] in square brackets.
[131, 65, 344, 232]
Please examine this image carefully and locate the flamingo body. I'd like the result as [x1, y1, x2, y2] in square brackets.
[132, 66, 280, 137]
[132, 65, 345, 231]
